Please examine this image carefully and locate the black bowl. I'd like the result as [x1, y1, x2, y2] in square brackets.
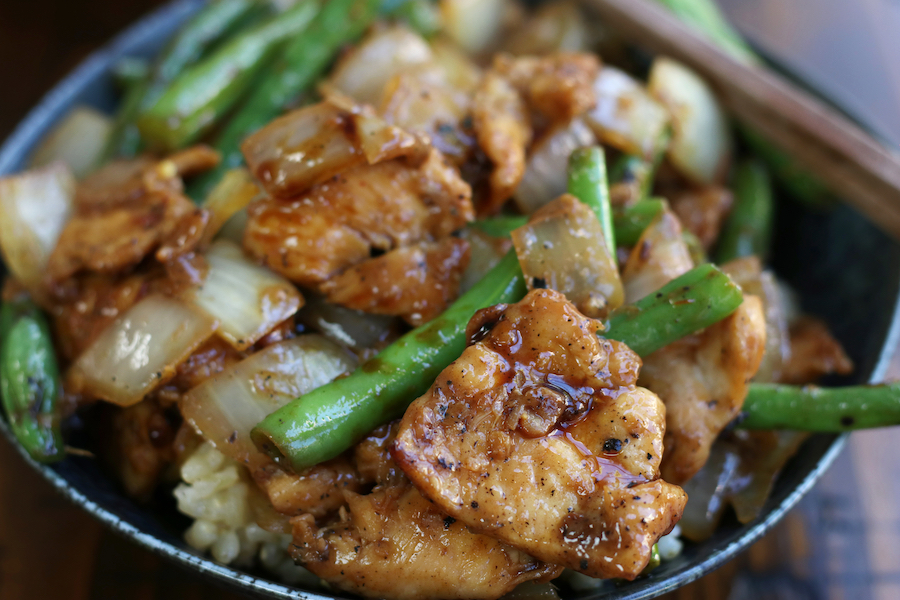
[2, 2, 900, 598]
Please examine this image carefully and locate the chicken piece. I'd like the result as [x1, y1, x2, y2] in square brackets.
[621, 207, 694, 303]
[393, 289, 686, 580]
[253, 457, 362, 520]
[319, 238, 470, 327]
[291, 426, 561, 600]
[778, 316, 853, 385]
[49, 272, 154, 361]
[639, 296, 766, 485]
[670, 186, 733, 250]
[244, 149, 474, 287]
[471, 71, 532, 215]
[97, 399, 178, 501]
[493, 52, 600, 122]
[47, 158, 207, 283]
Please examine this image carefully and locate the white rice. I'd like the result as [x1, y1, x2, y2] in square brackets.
[174, 441, 318, 586]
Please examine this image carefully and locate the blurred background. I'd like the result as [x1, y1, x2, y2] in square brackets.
[0, 0, 899, 599]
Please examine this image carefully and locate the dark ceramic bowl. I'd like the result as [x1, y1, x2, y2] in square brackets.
[2, 2, 899, 598]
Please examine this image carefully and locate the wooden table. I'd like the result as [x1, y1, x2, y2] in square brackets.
[1, 1, 899, 599]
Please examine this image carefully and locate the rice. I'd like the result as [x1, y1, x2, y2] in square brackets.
[174, 441, 319, 586]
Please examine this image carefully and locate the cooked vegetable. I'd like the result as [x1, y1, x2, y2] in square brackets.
[29, 107, 113, 178]
[251, 250, 526, 471]
[189, 0, 380, 199]
[739, 383, 900, 431]
[470, 215, 528, 238]
[199, 168, 260, 244]
[512, 194, 623, 317]
[297, 294, 398, 351]
[606, 262, 744, 357]
[648, 57, 732, 185]
[181, 335, 356, 471]
[613, 198, 666, 246]
[137, 0, 320, 151]
[106, 0, 264, 159]
[716, 160, 774, 263]
[609, 155, 654, 207]
[253, 258, 742, 471]
[621, 206, 694, 303]
[67, 295, 218, 406]
[183, 240, 303, 351]
[651, 0, 757, 64]
[440, 0, 508, 56]
[0, 297, 64, 463]
[567, 146, 615, 256]
[0, 162, 75, 300]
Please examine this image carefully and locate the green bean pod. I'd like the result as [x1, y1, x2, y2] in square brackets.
[604, 263, 744, 357]
[251, 250, 527, 471]
[470, 215, 528, 238]
[137, 0, 320, 151]
[104, 0, 265, 160]
[190, 0, 379, 199]
[568, 146, 616, 259]
[716, 160, 774, 263]
[0, 298, 64, 463]
[739, 383, 900, 431]
[612, 198, 667, 247]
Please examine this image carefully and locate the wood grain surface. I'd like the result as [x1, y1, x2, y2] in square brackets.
[1, 1, 899, 599]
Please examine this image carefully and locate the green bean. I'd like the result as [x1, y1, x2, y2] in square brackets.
[739, 383, 900, 431]
[609, 154, 654, 204]
[651, 0, 757, 65]
[470, 215, 528, 238]
[253, 257, 742, 470]
[0, 298, 64, 463]
[137, 0, 320, 152]
[716, 160, 774, 263]
[642, 544, 661, 574]
[251, 250, 527, 471]
[189, 0, 379, 200]
[605, 263, 743, 357]
[104, 0, 265, 159]
[568, 147, 616, 259]
[739, 126, 830, 206]
[389, 0, 441, 37]
[613, 198, 667, 247]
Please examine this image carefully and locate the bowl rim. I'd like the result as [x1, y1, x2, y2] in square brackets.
[2, 1, 900, 598]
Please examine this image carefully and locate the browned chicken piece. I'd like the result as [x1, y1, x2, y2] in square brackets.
[639, 296, 766, 485]
[471, 71, 532, 215]
[244, 149, 474, 287]
[492, 52, 600, 122]
[778, 316, 853, 385]
[670, 186, 734, 250]
[50, 272, 154, 361]
[97, 399, 178, 501]
[253, 457, 363, 520]
[393, 289, 686, 580]
[291, 426, 562, 600]
[319, 238, 470, 327]
[47, 158, 208, 283]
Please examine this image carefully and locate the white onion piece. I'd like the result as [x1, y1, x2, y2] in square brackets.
[504, 1, 590, 56]
[184, 240, 303, 351]
[297, 294, 397, 351]
[429, 38, 482, 95]
[457, 228, 510, 294]
[441, 0, 508, 56]
[677, 446, 735, 542]
[200, 168, 260, 245]
[0, 162, 75, 299]
[514, 118, 596, 214]
[29, 106, 113, 179]
[585, 67, 670, 159]
[181, 335, 356, 470]
[217, 207, 249, 246]
[621, 207, 694, 303]
[242, 101, 365, 199]
[648, 57, 732, 185]
[511, 194, 623, 317]
[68, 295, 217, 407]
[329, 25, 433, 106]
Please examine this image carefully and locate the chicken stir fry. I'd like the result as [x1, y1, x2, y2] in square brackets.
[0, 0, 871, 598]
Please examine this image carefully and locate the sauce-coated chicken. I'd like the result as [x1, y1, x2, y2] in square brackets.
[243, 149, 474, 287]
[290, 424, 561, 600]
[320, 237, 470, 326]
[393, 289, 686, 580]
[639, 296, 766, 485]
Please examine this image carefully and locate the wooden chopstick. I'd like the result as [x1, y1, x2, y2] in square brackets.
[584, 0, 900, 241]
